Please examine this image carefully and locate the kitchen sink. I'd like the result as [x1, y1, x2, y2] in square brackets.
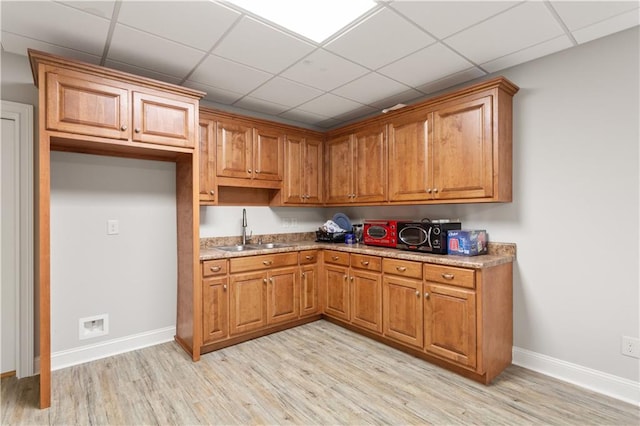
[215, 245, 259, 252]
[247, 242, 295, 249]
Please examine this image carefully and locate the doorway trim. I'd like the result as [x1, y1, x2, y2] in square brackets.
[1, 100, 34, 378]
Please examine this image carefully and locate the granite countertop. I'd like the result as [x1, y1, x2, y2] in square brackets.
[200, 240, 516, 269]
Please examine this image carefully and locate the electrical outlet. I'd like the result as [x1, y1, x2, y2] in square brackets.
[107, 219, 119, 235]
[621, 336, 640, 358]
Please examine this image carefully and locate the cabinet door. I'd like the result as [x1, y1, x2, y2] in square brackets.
[303, 137, 323, 204]
[267, 266, 299, 325]
[351, 269, 382, 333]
[323, 264, 350, 320]
[229, 272, 266, 335]
[325, 134, 353, 204]
[424, 283, 477, 368]
[283, 134, 304, 204]
[300, 264, 319, 317]
[388, 111, 432, 202]
[254, 126, 283, 181]
[199, 120, 216, 203]
[432, 96, 493, 200]
[382, 275, 423, 348]
[217, 120, 253, 179]
[202, 276, 228, 343]
[45, 72, 129, 140]
[132, 91, 196, 148]
[353, 125, 387, 203]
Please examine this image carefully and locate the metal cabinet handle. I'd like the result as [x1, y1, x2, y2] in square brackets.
[424, 292, 430, 299]
[305, 255, 314, 260]
[263, 278, 267, 284]
[343, 275, 347, 281]
[120, 124, 127, 131]
[269, 277, 273, 283]
[415, 291, 420, 297]
[209, 190, 215, 195]
[433, 188, 438, 193]
[248, 169, 252, 173]
[332, 256, 339, 261]
[442, 273, 454, 280]
[223, 284, 227, 291]
[302, 272, 306, 278]
[426, 188, 432, 193]
[134, 128, 141, 133]
[210, 266, 221, 272]
[263, 260, 273, 266]
[350, 276, 354, 281]
[361, 261, 370, 266]
[396, 266, 407, 272]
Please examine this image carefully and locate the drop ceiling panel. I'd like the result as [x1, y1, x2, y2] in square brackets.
[296, 93, 367, 117]
[416, 67, 487, 95]
[58, 1, 115, 20]
[184, 80, 245, 104]
[104, 59, 182, 85]
[280, 49, 369, 91]
[189, 54, 273, 94]
[213, 16, 315, 74]
[1, 1, 110, 56]
[550, 1, 639, 31]
[0, 31, 101, 64]
[324, 8, 435, 70]
[480, 35, 572, 73]
[248, 77, 323, 108]
[108, 24, 205, 78]
[378, 42, 476, 87]
[571, 9, 640, 44]
[280, 108, 331, 125]
[234, 97, 290, 115]
[117, 1, 240, 51]
[332, 72, 421, 105]
[445, 2, 565, 65]
[391, 1, 520, 40]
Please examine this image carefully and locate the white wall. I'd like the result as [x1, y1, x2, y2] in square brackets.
[50, 152, 177, 355]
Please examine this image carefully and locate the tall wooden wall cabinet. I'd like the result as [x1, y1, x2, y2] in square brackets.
[28, 50, 204, 408]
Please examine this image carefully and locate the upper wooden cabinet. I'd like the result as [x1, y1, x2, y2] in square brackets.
[44, 70, 197, 149]
[199, 119, 217, 204]
[325, 124, 386, 204]
[216, 117, 283, 188]
[282, 133, 323, 205]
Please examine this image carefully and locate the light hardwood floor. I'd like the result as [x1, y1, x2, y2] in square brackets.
[2, 320, 638, 425]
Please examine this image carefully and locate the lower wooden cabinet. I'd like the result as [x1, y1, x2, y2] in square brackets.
[300, 250, 320, 317]
[202, 276, 228, 343]
[323, 264, 350, 321]
[382, 274, 423, 348]
[229, 271, 267, 335]
[267, 266, 299, 325]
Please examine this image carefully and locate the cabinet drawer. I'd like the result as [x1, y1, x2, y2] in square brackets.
[299, 250, 318, 265]
[350, 254, 381, 272]
[230, 252, 298, 273]
[383, 258, 422, 279]
[323, 250, 349, 266]
[424, 264, 475, 289]
[202, 259, 227, 277]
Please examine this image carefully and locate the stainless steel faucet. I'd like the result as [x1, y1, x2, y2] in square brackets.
[242, 208, 248, 245]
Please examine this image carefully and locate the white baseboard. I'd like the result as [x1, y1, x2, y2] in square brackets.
[35, 326, 175, 373]
[513, 346, 640, 406]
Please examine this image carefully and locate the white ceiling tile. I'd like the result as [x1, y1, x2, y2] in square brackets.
[57, 1, 115, 19]
[378, 42, 475, 87]
[117, 1, 240, 51]
[324, 8, 435, 70]
[332, 105, 379, 122]
[213, 16, 315, 74]
[296, 93, 366, 117]
[0, 31, 101, 64]
[108, 25, 205, 78]
[184, 80, 244, 104]
[391, 1, 520, 39]
[315, 118, 346, 129]
[280, 49, 369, 91]
[279, 108, 331, 124]
[1, 1, 110, 56]
[481, 35, 573, 73]
[571, 8, 640, 44]
[370, 88, 425, 110]
[248, 77, 323, 108]
[332, 72, 420, 106]
[445, 2, 565, 65]
[234, 97, 290, 115]
[416, 67, 487, 95]
[189, 54, 273, 94]
[550, 1, 639, 31]
[104, 59, 182, 85]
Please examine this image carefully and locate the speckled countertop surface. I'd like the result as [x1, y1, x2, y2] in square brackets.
[200, 239, 516, 269]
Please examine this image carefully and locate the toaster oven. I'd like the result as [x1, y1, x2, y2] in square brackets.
[363, 220, 397, 248]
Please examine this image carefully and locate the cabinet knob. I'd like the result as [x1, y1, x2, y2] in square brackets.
[396, 266, 407, 272]
[424, 292, 430, 299]
[415, 291, 420, 297]
[332, 256, 339, 261]
[441, 273, 454, 280]
[433, 188, 438, 193]
[209, 190, 215, 195]
[361, 261, 370, 266]
[350, 276, 354, 281]
[210, 266, 221, 272]
[134, 128, 141, 133]
[426, 188, 432, 193]
[248, 169, 252, 174]
[343, 275, 347, 281]
[255, 170, 260, 174]
[120, 125, 127, 131]
[263, 278, 268, 284]
[263, 260, 273, 266]
[269, 277, 274, 283]
[223, 284, 227, 291]
[305, 255, 314, 260]
[302, 272, 306, 278]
